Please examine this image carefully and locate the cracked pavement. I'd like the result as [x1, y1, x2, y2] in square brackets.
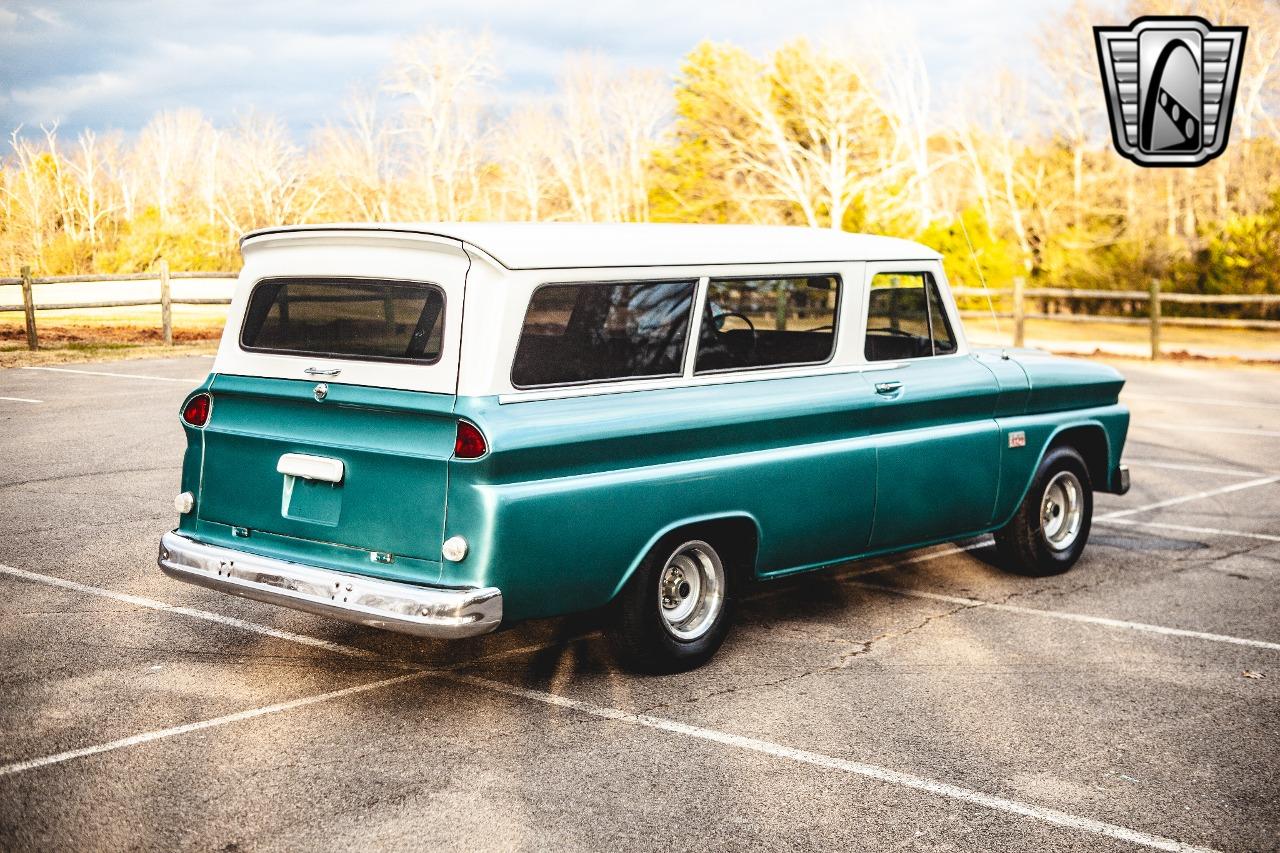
[0, 355, 1278, 852]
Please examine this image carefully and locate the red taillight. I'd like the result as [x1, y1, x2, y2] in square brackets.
[182, 393, 211, 427]
[454, 421, 487, 459]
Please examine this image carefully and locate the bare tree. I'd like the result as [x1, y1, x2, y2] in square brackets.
[3, 127, 61, 264]
[216, 113, 321, 233]
[851, 18, 942, 227]
[313, 92, 396, 221]
[385, 30, 497, 221]
[65, 129, 119, 246]
[135, 110, 216, 227]
[1037, 0, 1111, 229]
[494, 104, 559, 221]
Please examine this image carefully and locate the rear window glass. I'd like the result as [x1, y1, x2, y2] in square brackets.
[240, 278, 445, 364]
[512, 280, 697, 387]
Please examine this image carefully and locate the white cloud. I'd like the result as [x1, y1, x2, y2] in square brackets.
[27, 5, 65, 27]
[0, 0, 1129, 136]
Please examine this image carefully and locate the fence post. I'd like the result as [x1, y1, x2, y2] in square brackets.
[159, 258, 173, 346]
[1149, 278, 1162, 361]
[20, 265, 38, 351]
[1012, 276, 1026, 348]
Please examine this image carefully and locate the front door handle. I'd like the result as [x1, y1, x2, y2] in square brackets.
[875, 380, 903, 395]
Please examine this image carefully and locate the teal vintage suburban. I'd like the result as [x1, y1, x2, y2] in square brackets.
[159, 223, 1130, 671]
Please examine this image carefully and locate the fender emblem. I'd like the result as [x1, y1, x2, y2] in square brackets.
[1009, 431, 1027, 449]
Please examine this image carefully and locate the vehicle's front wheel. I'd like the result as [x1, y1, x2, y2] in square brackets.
[994, 445, 1093, 577]
[606, 537, 732, 673]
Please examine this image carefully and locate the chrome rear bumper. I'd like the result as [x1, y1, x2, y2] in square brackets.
[158, 531, 502, 638]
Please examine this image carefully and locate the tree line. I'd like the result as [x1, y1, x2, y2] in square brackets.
[2, 0, 1278, 305]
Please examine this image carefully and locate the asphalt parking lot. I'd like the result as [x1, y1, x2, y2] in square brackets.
[1, 355, 1277, 852]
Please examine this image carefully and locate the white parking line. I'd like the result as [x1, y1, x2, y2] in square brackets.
[847, 582, 1280, 652]
[1097, 518, 1280, 544]
[1099, 475, 1280, 520]
[448, 672, 1220, 853]
[1136, 424, 1280, 438]
[0, 563, 390, 663]
[0, 671, 430, 777]
[0, 562, 1239, 850]
[0, 395, 42, 403]
[1124, 393, 1280, 411]
[1123, 459, 1267, 477]
[0, 633, 590, 778]
[20, 366, 200, 383]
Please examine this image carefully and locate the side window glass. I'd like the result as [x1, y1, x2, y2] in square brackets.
[694, 275, 839, 373]
[511, 280, 696, 387]
[864, 272, 956, 361]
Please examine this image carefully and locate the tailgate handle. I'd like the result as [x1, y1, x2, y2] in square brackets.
[277, 453, 344, 484]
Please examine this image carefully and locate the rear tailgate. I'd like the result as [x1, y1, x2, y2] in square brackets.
[193, 231, 471, 580]
[197, 376, 456, 567]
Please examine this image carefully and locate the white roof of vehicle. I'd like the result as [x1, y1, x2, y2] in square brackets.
[242, 222, 940, 270]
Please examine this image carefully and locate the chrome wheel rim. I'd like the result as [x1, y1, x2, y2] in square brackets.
[1041, 471, 1084, 551]
[657, 540, 725, 641]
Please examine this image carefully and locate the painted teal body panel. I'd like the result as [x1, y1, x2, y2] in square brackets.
[861, 357, 1002, 549]
[971, 349, 1031, 417]
[175, 350, 1128, 628]
[193, 374, 456, 580]
[1009, 349, 1126, 414]
[177, 377, 214, 538]
[989, 404, 1129, 526]
[447, 374, 882, 620]
[191, 517, 443, 583]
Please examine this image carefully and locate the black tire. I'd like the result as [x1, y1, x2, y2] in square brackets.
[994, 445, 1093, 577]
[606, 535, 734, 673]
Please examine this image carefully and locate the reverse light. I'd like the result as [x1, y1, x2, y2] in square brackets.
[174, 491, 194, 514]
[454, 421, 488, 459]
[182, 393, 211, 427]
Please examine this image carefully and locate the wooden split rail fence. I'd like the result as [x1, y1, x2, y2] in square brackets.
[955, 277, 1280, 360]
[3, 266, 1278, 359]
[1, 262, 235, 350]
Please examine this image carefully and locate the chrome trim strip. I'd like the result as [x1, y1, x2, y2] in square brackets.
[158, 531, 501, 638]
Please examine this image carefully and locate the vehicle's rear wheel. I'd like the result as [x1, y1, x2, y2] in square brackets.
[994, 445, 1093, 577]
[606, 536, 733, 672]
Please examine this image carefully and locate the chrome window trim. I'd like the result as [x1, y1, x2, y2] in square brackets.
[681, 276, 711, 378]
[496, 359, 907, 404]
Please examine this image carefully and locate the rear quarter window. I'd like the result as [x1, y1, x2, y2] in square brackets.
[240, 278, 445, 364]
[511, 280, 697, 388]
[695, 275, 840, 373]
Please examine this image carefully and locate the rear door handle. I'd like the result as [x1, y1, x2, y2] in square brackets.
[875, 381, 903, 395]
[277, 453, 344, 483]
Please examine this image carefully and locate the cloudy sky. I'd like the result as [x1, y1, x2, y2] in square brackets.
[1, 0, 1113, 138]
